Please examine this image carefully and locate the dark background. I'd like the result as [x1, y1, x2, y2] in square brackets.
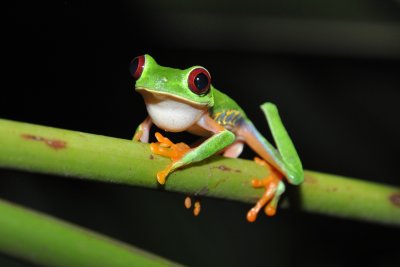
[2, 1, 400, 266]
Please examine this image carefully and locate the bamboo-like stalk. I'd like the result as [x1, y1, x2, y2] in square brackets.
[0, 198, 181, 267]
[0, 118, 399, 227]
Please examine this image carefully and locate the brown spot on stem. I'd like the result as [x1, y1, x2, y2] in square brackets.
[21, 134, 67, 150]
[326, 187, 338, 192]
[212, 165, 241, 173]
[216, 165, 231, 171]
[149, 155, 154, 160]
[304, 175, 317, 184]
[389, 193, 400, 207]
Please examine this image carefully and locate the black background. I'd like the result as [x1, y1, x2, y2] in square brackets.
[2, 1, 400, 266]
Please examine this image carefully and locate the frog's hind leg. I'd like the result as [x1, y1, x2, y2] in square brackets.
[236, 103, 303, 221]
[238, 103, 303, 186]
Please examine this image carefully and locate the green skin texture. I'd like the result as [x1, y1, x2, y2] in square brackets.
[134, 54, 303, 200]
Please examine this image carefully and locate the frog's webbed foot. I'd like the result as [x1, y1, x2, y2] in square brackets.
[150, 132, 191, 184]
[150, 133, 200, 216]
[247, 157, 286, 222]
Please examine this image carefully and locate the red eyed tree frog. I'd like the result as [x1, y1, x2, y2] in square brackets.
[130, 54, 303, 222]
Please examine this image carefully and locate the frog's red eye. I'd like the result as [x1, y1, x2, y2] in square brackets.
[188, 67, 211, 95]
[129, 55, 145, 80]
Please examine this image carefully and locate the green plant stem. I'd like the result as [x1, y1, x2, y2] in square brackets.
[0, 118, 400, 227]
[0, 198, 180, 267]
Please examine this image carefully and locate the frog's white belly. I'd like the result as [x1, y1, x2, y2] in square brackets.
[144, 96, 206, 132]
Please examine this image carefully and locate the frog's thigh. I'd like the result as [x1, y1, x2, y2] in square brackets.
[223, 140, 244, 158]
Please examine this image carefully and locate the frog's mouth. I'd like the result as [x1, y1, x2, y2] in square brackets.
[135, 87, 209, 108]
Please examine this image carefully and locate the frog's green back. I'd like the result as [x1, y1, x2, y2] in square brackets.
[210, 87, 246, 116]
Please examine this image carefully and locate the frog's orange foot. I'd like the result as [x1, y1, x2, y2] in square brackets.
[247, 157, 284, 222]
[150, 132, 191, 184]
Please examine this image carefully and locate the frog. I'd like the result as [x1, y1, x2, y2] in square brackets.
[130, 54, 303, 222]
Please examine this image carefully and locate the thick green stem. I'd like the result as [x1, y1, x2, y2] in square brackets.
[0, 197, 180, 267]
[0, 118, 399, 227]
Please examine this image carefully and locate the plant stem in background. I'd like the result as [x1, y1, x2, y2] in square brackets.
[0, 118, 399, 226]
[0, 197, 181, 267]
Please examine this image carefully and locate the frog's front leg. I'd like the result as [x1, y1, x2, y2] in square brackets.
[150, 114, 235, 184]
[133, 116, 152, 142]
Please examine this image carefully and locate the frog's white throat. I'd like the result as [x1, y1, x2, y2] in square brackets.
[141, 91, 207, 132]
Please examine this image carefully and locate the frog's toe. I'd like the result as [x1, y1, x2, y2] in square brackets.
[184, 196, 201, 216]
[156, 164, 173, 185]
[150, 132, 190, 160]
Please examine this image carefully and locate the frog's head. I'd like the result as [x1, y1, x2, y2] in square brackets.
[130, 54, 214, 107]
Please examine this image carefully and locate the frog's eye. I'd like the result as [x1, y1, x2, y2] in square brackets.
[129, 55, 145, 80]
[188, 67, 211, 95]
